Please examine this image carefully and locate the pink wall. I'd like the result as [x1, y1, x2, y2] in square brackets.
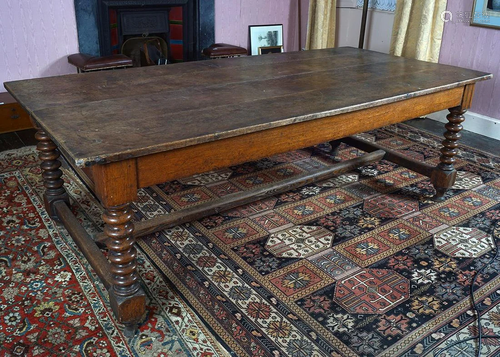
[439, 0, 500, 119]
[0, 0, 79, 93]
[1, 0, 307, 93]
[215, 0, 306, 53]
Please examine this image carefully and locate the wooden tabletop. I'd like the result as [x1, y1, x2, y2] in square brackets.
[4, 47, 491, 168]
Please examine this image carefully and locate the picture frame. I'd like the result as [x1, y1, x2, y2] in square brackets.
[471, 0, 500, 29]
[258, 45, 284, 55]
[249, 24, 283, 56]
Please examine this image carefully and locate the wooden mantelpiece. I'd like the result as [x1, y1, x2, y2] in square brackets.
[4, 47, 492, 335]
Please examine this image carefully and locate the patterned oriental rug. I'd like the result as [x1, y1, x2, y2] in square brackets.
[1, 123, 499, 357]
[0, 147, 229, 356]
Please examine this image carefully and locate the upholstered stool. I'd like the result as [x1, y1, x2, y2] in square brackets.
[67, 53, 133, 73]
[202, 43, 247, 59]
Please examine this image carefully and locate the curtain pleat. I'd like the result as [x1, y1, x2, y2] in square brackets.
[390, 0, 448, 62]
[306, 0, 337, 50]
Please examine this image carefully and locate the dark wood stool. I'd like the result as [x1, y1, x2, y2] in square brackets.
[202, 43, 247, 59]
[68, 53, 133, 73]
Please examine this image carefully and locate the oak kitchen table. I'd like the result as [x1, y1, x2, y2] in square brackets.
[4, 47, 492, 335]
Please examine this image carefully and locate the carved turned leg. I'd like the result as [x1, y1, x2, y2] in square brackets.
[103, 203, 145, 337]
[430, 106, 466, 201]
[35, 129, 70, 220]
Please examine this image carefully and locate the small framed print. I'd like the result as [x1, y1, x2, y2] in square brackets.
[471, 0, 500, 29]
[258, 45, 284, 55]
[249, 24, 283, 56]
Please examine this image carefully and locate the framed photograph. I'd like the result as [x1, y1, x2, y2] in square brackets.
[258, 45, 284, 55]
[471, 0, 500, 29]
[249, 24, 283, 56]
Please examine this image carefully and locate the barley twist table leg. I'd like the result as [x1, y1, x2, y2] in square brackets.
[103, 203, 145, 337]
[431, 106, 466, 201]
[35, 129, 69, 220]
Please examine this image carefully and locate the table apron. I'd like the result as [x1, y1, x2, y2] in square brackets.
[135, 86, 464, 188]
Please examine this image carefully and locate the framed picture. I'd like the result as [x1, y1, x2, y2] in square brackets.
[471, 0, 500, 29]
[258, 45, 284, 55]
[249, 24, 283, 56]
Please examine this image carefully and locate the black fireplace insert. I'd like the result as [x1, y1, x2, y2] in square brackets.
[74, 0, 214, 62]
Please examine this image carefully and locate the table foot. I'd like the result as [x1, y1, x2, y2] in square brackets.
[35, 129, 70, 220]
[123, 322, 140, 338]
[103, 203, 146, 334]
[329, 139, 342, 156]
[430, 106, 465, 200]
[433, 188, 448, 202]
[108, 286, 146, 337]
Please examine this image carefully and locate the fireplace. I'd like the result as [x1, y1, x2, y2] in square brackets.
[74, 0, 214, 62]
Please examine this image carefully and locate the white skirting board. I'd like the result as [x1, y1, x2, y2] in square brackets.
[427, 110, 500, 142]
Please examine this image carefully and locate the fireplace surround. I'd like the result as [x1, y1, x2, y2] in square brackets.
[74, 0, 214, 62]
